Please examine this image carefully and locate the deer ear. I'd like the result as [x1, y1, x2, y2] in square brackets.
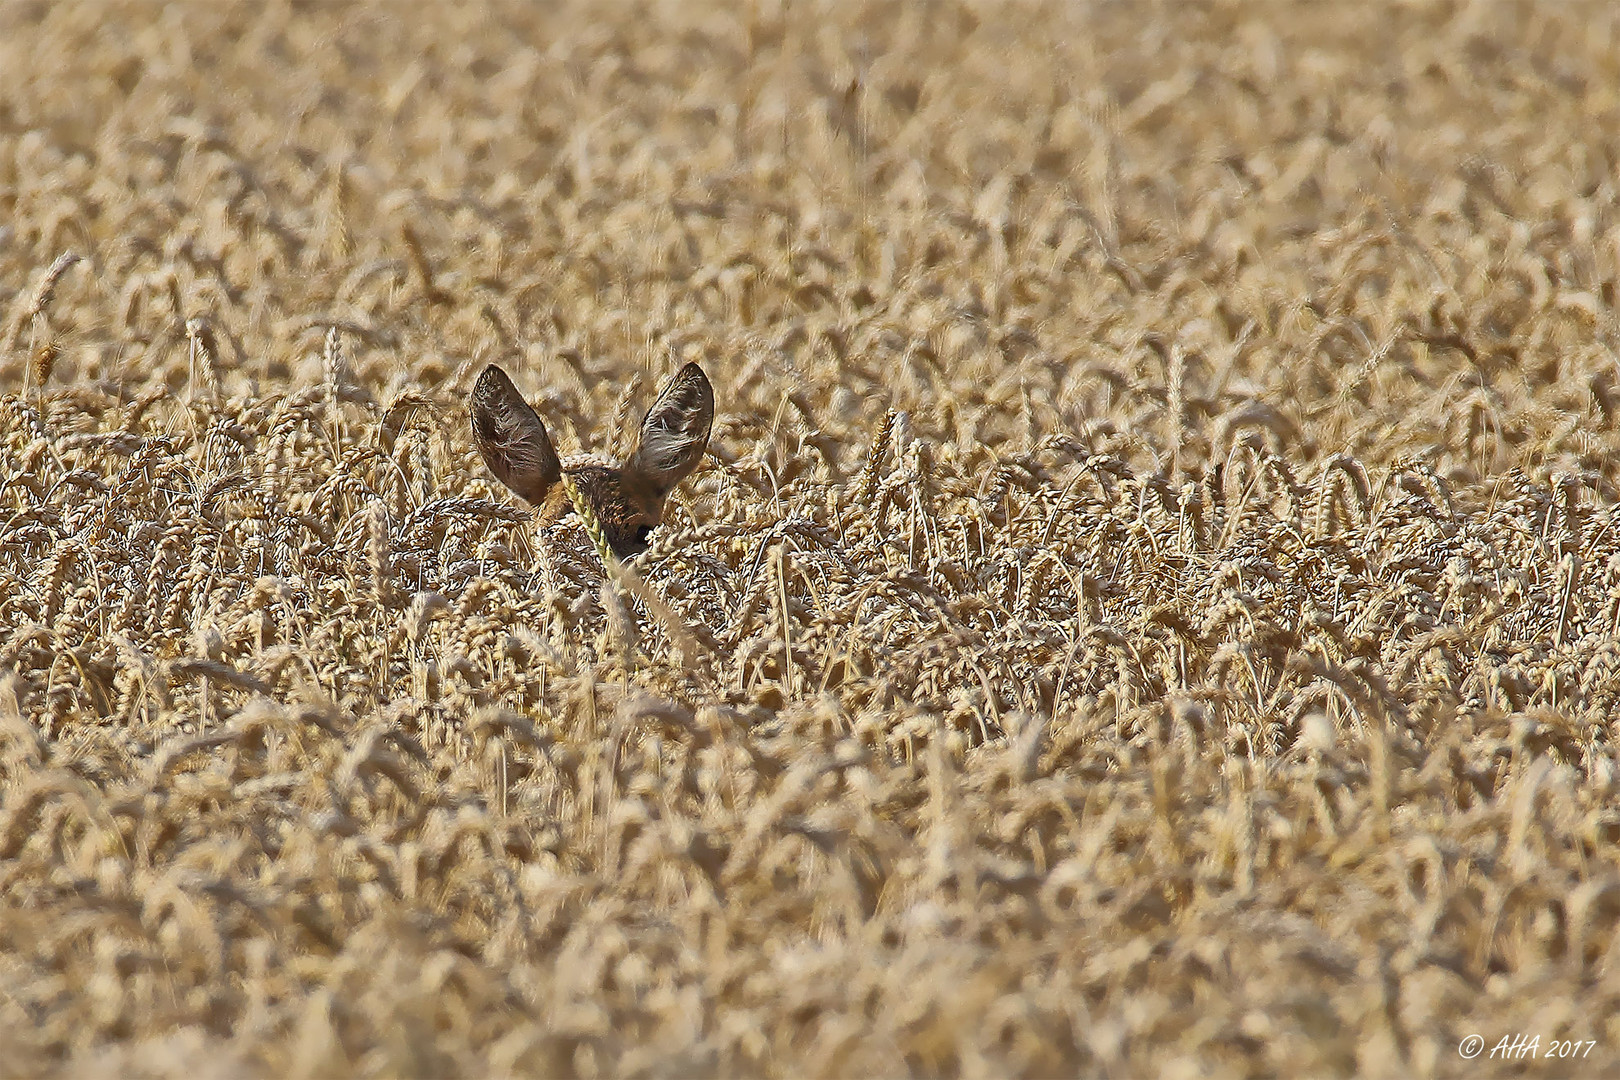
[469, 365, 562, 506]
[625, 362, 713, 495]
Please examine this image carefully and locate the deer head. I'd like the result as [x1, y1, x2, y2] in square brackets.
[469, 362, 714, 558]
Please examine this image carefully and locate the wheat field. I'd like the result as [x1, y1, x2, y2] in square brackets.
[3, 2, 1620, 1076]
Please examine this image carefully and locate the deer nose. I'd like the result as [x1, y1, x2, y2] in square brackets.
[609, 523, 657, 560]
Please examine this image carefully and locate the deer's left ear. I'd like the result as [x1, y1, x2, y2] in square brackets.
[623, 363, 713, 496]
[469, 364, 563, 507]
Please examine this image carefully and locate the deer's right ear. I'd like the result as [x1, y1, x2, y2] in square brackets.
[469, 365, 562, 506]
[624, 362, 714, 497]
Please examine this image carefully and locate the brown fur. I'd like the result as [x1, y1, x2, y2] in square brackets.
[469, 362, 714, 557]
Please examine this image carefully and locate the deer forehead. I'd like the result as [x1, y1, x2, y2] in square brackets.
[559, 453, 618, 471]
[551, 458, 666, 525]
